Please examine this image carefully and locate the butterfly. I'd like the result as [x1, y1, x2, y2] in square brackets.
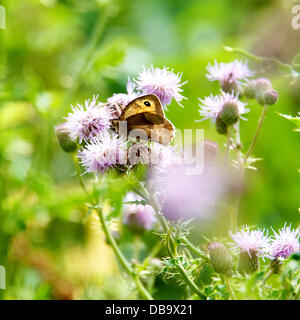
[116, 94, 175, 145]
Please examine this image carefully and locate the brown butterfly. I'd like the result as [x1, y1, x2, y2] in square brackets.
[116, 94, 175, 145]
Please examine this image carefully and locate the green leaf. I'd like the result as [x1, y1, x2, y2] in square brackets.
[278, 113, 300, 132]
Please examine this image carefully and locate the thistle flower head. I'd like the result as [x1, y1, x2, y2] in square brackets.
[107, 78, 138, 107]
[206, 60, 254, 91]
[123, 192, 156, 232]
[78, 130, 126, 175]
[269, 225, 300, 260]
[135, 65, 187, 108]
[198, 91, 248, 124]
[65, 96, 113, 143]
[230, 226, 270, 258]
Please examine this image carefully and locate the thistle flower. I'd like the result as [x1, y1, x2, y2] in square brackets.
[78, 130, 126, 175]
[65, 96, 113, 143]
[135, 65, 187, 108]
[269, 225, 300, 260]
[231, 226, 270, 275]
[230, 226, 270, 258]
[198, 91, 248, 124]
[206, 60, 254, 93]
[123, 192, 157, 232]
[107, 78, 138, 107]
[150, 162, 228, 222]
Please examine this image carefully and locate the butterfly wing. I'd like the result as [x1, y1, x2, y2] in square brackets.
[120, 94, 165, 121]
[119, 94, 175, 145]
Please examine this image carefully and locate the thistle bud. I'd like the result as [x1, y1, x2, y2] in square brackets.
[55, 123, 78, 153]
[238, 250, 259, 275]
[261, 89, 278, 106]
[244, 80, 257, 99]
[216, 114, 228, 135]
[255, 78, 272, 105]
[219, 101, 240, 125]
[208, 242, 233, 275]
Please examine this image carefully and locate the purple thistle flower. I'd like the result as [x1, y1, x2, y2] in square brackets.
[123, 192, 157, 232]
[78, 130, 126, 175]
[65, 96, 113, 143]
[198, 91, 248, 124]
[206, 60, 254, 91]
[150, 162, 228, 222]
[269, 225, 300, 260]
[230, 226, 271, 258]
[135, 65, 187, 108]
[107, 78, 138, 107]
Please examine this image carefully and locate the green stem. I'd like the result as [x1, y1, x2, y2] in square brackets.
[225, 126, 233, 161]
[262, 269, 274, 285]
[72, 159, 153, 300]
[97, 206, 153, 300]
[166, 224, 206, 300]
[72, 153, 89, 197]
[181, 238, 209, 261]
[244, 105, 268, 163]
[224, 276, 236, 300]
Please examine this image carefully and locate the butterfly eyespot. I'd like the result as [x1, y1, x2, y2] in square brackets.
[144, 101, 151, 107]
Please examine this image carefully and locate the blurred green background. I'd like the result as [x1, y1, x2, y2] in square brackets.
[0, 0, 299, 299]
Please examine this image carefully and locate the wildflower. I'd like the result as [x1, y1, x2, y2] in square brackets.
[198, 91, 248, 124]
[231, 226, 270, 275]
[151, 162, 229, 222]
[230, 226, 270, 257]
[206, 60, 254, 93]
[65, 96, 113, 143]
[78, 130, 126, 175]
[269, 225, 300, 260]
[135, 65, 187, 108]
[107, 78, 138, 108]
[123, 192, 156, 233]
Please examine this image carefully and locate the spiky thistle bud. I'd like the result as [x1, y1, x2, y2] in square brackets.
[238, 249, 259, 275]
[219, 101, 240, 125]
[208, 242, 233, 275]
[261, 89, 279, 106]
[55, 123, 78, 153]
[216, 114, 228, 135]
[255, 78, 272, 105]
[244, 80, 257, 99]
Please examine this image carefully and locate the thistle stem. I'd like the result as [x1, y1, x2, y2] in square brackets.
[262, 269, 274, 285]
[181, 238, 209, 261]
[166, 225, 206, 300]
[96, 206, 153, 300]
[224, 276, 236, 300]
[244, 105, 268, 163]
[72, 158, 153, 300]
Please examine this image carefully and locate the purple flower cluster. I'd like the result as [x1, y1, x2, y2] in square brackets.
[61, 66, 186, 175]
[198, 59, 253, 128]
[65, 95, 113, 143]
[231, 224, 300, 260]
[135, 65, 187, 108]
